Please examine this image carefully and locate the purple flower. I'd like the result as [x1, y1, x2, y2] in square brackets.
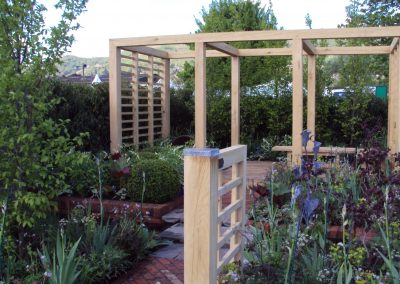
[291, 185, 302, 207]
[302, 196, 319, 224]
[302, 130, 312, 148]
[313, 141, 321, 159]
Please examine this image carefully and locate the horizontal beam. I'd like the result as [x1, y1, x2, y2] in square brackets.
[167, 46, 390, 59]
[315, 46, 391, 55]
[239, 48, 291, 56]
[207, 42, 239, 56]
[122, 46, 169, 58]
[303, 40, 317, 55]
[390, 37, 399, 53]
[110, 26, 400, 47]
[167, 48, 292, 58]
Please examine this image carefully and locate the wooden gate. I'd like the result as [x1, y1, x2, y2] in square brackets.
[184, 145, 247, 283]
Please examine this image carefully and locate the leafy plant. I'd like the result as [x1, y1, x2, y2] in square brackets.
[39, 233, 81, 284]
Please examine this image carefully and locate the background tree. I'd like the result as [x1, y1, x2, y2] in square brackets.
[0, 0, 88, 270]
[177, 0, 290, 93]
[331, 0, 398, 145]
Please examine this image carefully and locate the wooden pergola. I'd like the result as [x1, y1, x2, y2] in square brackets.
[109, 26, 400, 164]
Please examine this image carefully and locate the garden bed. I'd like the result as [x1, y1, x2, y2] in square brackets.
[57, 195, 184, 229]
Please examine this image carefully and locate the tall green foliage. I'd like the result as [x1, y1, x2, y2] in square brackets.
[0, 1, 88, 271]
[332, 0, 397, 144]
[49, 81, 110, 152]
[177, 0, 290, 92]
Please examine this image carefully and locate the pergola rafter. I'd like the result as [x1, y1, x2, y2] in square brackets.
[110, 26, 400, 163]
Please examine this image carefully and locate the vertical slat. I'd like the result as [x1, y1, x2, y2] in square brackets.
[240, 150, 247, 261]
[162, 58, 170, 138]
[292, 38, 304, 165]
[195, 42, 207, 148]
[217, 170, 223, 262]
[307, 55, 316, 139]
[230, 147, 246, 262]
[231, 56, 240, 146]
[109, 44, 122, 152]
[147, 56, 154, 146]
[132, 52, 139, 147]
[184, 149, 219, 284]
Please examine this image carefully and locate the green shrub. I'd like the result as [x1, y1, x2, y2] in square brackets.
[68, 151, 98, 197]
[78, 244, 130, 284]
[127, 159, 181, 203]
[49, 80, 110, 153]
[137, 151, 158, 160]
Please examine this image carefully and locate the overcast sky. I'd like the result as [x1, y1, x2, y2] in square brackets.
[42, 0, 351, 58]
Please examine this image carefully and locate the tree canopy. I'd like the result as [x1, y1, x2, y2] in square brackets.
[0, 0, 88, 237]
[177, 0, 290, 93]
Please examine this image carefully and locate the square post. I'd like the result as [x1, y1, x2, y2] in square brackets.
[292, 38, 304, 165]
[388, 49, 395, 151]
[195, 42, 207, 148]
[396, 46, 400, 152]
[231, 56, 240, 146]
[184, 148, 219, 283]
[109, 43, 122, 152]
[307, 54, 316, 139]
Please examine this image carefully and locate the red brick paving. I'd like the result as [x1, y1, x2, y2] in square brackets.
[112, 257, 183, 284]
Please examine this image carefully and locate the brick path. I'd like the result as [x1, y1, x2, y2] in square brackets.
[112, 257, 184, 284]
[113, 161, 272, 283]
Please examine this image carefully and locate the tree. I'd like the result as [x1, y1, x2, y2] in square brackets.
[305, 13, 312, 29]
[332, 0, 397, 145]
[177, 0, 291, 93]
[0, 0, 88, 271]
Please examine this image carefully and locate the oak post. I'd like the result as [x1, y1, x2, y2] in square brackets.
[307, 54, 316, 139]
[161, 58, 170, 138]
[292, 38, 304, 165]
[184, 148, 219, 284]
[109, 44, 122, 152]
[195, 42, 207, 148]
[231, 56, 240, 146]
[396, 46, 400, 152]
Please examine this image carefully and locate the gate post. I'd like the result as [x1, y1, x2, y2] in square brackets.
[184, 148, 219, 284]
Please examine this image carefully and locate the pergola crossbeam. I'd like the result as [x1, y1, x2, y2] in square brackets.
[316, 46, 391, 55]
[111, 26, 400, 47]
[167, 48, 292, 59]
[123, 46, 169, 58]
[167, 46, 391, 59]
[390, 37, 399, 53]
[207, 42, 239, 56]
[303, 40, 317, 55]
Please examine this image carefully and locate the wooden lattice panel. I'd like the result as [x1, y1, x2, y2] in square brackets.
[118, 50, 169, 147]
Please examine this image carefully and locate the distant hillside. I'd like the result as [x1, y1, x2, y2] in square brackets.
[58, 44, 192, 82]
[58, 55, 109, 77]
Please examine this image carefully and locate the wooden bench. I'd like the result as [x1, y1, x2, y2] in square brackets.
[272, 145, 359, 164]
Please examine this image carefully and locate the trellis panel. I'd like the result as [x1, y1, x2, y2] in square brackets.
[112, 49, 170, 149]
